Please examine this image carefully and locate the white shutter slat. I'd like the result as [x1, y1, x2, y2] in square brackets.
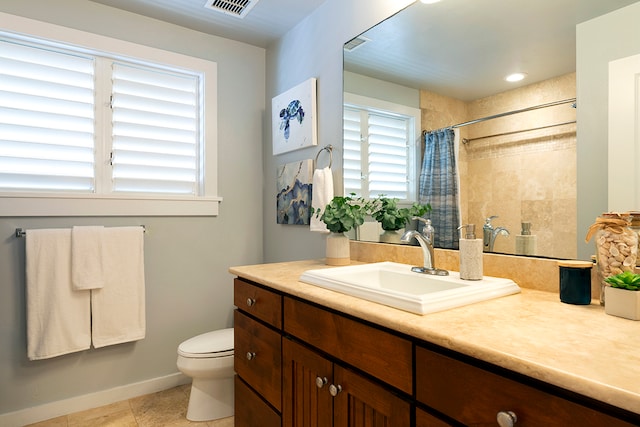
[0, 74, 93, 104]
[113, 93, 196, 119]
[111, 63, 200, 195]
[0, 124, 92, 147]
[113, 135, 195, 157]
[0, 173, 93, 191]
[0, 39, 95, 192]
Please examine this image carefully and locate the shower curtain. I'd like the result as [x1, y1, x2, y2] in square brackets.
[419, 128, 461, 249]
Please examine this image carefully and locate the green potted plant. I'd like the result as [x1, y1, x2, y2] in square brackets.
[604, 271, 640, 320]
[313, 194, 369, 234]
[369, 196, 431, 243]
[312, 194, 369, 265]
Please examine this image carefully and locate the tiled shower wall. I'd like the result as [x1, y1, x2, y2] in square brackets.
[420, 73, 577, 259]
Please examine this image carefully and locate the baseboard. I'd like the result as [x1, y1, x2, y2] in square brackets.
[0, 372, 191, 427]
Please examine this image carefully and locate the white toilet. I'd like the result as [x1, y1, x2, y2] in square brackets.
[176, 328, 235, 421]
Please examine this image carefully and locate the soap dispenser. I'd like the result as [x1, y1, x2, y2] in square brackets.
[515, 222, 537, 256]
[458, 224, 483, 280]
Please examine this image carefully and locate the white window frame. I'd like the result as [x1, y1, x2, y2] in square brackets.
[0, 12, 221, 217]
[343, 92, 421, 202]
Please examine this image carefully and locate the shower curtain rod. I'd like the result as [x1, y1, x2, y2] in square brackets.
[423, 97, 577, 136]
[461, 120, 576, 144]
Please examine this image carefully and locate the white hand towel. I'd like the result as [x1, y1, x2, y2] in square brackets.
[310, 167, 334, 232]
[26, 229, 91, 360]
[91, 226, 146, 348]
[71, 226, 105, 290]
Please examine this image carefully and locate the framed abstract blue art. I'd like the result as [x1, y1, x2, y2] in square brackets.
[272, 78, 317, 155]
[276, 159, 313, 225]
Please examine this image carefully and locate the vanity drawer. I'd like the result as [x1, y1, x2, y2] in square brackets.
[283, 296, 412, 394]
[234, 278, 282, 329]
[234, 310, 282, 411]
[416, 346, 637, 427]
[235, 376, 281, 427]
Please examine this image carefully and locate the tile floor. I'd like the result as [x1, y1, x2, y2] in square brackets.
[25, 384, 234, 427]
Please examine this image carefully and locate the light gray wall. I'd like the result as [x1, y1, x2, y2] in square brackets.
[263, 0, 413, 262]
[576, 2, 640, 260]
[344, 71, 420, 109]
[0, 0, 264, 416]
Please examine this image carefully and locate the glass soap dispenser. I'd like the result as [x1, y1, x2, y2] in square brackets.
[458, 224, 483, 280]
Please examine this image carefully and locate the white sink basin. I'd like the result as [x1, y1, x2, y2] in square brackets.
[299, 262, 520, 315]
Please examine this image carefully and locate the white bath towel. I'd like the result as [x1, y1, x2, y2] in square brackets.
[26, 229, 91, 360]
[91, 226, 146, 348]
[310, 167, 334, 232]
[71, 226, 105, 290]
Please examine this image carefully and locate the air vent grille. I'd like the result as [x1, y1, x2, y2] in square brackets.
[204, 0, 259, 18]
[344, 36, 370, 52]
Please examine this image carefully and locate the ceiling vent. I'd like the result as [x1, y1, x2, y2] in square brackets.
[204, 0, 260, 19]
[344, 36, 370, 52]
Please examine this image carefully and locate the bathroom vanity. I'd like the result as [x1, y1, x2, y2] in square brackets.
[230, 259, 640, 426]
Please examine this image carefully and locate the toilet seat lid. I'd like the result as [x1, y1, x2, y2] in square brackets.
[178, 328, 234, 358]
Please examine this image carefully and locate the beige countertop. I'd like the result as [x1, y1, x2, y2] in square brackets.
[230, 259, 640, 416]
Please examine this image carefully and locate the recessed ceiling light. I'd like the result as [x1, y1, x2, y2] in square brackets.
[505, 72, 527, 82]
[420, 0, 441, 4]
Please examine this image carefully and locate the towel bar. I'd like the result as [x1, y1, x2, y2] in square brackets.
[15, 226, 146, 238]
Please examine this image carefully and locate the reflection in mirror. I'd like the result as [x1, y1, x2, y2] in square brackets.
[344, 0, 637, 259]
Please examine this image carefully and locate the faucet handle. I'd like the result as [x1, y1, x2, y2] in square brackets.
[485, 215, 498, 225]
[413, 217, 434, 241]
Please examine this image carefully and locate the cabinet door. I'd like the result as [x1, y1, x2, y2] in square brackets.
[282, 338, 333, 427]
[333, 365, 410, 427]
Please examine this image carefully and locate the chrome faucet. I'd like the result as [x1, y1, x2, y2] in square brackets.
[401, 225, 448, 276]
[482, 216, 510, 252]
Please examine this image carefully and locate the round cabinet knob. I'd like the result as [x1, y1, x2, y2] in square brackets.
[496, 411, 517, 427]
[246, 352, 256, 360]
[315, 377, 328, 388]
[246, 298, 256, 307]
[329, 384, 342, 397]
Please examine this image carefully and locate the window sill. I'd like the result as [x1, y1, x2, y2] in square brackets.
[0, 193, 222, 217]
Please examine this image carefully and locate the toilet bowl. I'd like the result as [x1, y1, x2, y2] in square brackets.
[176, 328, 234, 421]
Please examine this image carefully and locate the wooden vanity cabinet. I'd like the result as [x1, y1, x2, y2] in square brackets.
[233, 274, 640, 427]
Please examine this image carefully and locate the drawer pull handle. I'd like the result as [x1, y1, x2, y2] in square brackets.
[329, 384, 342, 397]
[496, 411, 517, 427]
[246, 298, 256, 307]
[315, 376, 328, 389]
[246, 352, 256, 360]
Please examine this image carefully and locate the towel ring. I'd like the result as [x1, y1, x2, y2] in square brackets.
[315, 145, 333, 169]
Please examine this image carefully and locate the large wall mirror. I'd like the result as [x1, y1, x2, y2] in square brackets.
[343, 0, 637, 259]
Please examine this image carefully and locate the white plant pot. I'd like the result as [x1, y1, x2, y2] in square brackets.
[379, 229, 403, 244]
[326, 232, 350, 266]
[604, 286, 640, 320]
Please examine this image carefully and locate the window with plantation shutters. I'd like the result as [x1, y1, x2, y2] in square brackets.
[0, 39, 96, 192]
[343, 93, 420, 201]
[110, 63, 201, 195]
[0, 21, 219, 217]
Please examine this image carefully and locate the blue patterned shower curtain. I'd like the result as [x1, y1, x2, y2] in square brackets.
[419, 129, 460, 249]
